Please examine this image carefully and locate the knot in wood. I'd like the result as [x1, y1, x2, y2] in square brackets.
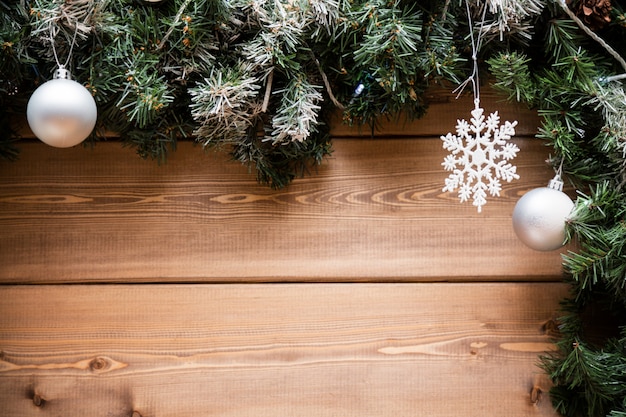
[541, 319, 560, 337]
[32, 393, 45, 407]
[530, 386, 542, 404]
[89, 356, 109, 372]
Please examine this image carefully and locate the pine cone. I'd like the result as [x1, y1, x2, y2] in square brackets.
[573, 0, 612, 31]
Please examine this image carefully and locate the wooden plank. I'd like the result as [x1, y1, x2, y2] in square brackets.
[0, 283, 566, 417]
[0, 137, 566, 283]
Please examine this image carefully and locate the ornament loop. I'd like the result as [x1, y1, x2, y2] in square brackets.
[53, 66, 72, 80]
[548, 174, 565, 192]
[548, 159, 565, 191]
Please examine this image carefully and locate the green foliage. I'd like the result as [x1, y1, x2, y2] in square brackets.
[0, 0, 469, 183]
[546, 339, 626, 417]
[0, 0, 475, 184]
[483, 2, 626, 416]
[541, 290, 626, 417]
[564, 183, 626, 297]
[334, 0, 465, 127]
[486, 51, 536, 103]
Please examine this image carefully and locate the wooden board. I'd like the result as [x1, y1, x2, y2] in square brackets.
[0, 138, 565, 283]
[0, 86, 568, 417]
[0, 283, 566, 417]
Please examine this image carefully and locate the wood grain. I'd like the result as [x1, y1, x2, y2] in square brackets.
[0, 283, 566, 417]
[0, 137, 565, 283]
[0, 85, 567, 417]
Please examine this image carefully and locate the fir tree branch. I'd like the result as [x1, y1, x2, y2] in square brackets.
[486, 52, 536, 103]
[557, 0, 626, 72]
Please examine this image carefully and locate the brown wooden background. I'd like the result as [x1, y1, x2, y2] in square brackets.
[0, 89, 568, 416]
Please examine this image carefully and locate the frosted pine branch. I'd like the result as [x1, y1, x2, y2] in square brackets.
[189, 64, 260, 145]
[269, 76, 322, 144]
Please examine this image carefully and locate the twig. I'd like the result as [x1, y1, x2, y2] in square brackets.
[157, 0, 193, 50]
[261, 69, 274, 113]
[311, 52, 344, 110]
[441, 0, 452, 20]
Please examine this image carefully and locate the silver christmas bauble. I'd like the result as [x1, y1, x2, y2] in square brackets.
[512, 182, 574, 251]
[27, 68, 97, 148]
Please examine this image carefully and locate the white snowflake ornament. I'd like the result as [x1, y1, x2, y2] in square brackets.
[441, 100, 520, 212]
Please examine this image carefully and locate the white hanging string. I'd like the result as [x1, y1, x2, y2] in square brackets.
[453, 0, 488, 108]
[50, 23, 80, 70]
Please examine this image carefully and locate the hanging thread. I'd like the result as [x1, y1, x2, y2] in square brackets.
[50, 23, 80, 71]
[453, 0, 488, 106]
